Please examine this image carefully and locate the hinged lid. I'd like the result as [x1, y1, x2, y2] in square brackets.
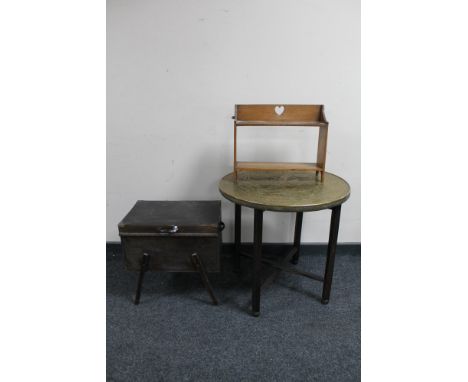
[118, 200, 221, 236]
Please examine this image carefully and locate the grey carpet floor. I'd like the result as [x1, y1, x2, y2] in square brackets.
[107, 245, 360, 382]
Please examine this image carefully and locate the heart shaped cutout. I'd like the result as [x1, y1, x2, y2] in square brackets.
[275, 105, 285, 116]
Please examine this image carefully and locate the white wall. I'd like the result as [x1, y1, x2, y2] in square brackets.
[107, 0, 360, 243]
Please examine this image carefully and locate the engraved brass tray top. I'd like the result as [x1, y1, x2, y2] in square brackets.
[219, 171, 350, 212]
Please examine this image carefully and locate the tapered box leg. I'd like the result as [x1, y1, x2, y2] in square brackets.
[134, 253, 150, 305]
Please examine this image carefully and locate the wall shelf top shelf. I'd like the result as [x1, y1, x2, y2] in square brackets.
[235, 121, 327, 127]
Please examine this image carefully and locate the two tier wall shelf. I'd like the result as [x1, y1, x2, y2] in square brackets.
[233, 104, 329, 181]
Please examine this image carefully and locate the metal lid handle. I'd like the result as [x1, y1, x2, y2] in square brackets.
[159, 225, 179, 233]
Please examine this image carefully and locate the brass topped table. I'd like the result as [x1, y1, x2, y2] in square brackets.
[219, 171, 350, 316]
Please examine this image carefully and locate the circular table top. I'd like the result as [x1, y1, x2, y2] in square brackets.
[219, 171, 350, 212]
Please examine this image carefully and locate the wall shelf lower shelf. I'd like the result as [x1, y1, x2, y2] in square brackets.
[236, 161, 324, 172]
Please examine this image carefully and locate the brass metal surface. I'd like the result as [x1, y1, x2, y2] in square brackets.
[218, 171, 350, 212]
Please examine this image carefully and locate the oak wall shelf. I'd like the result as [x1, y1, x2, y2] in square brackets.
[233, 104, 329, 181]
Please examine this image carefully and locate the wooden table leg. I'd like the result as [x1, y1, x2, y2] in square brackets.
[252, 209, 264, 316]
[321, 205, 341, 304]
[291, 212, 303, 265]
[234, 204, 242, 273]
[134, 253, 150, 305]
[191, 253, 219, 305]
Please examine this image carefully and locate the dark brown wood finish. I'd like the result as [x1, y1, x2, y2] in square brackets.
[230, 201, 343, 316]
[321, 205, 341, 304]
[119, 201, 222, 272]
[119, 200, 223, 305]
[252, 209, 263, 316]
[133, 253, 150, 305]
[292, 212, 303, 264]
[260, 247, 297, 287]
[234, 204, 241, 273]
[191, 253, 219, 305]
[119, 200, 221, 235]
[240, 250, 323, 282]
